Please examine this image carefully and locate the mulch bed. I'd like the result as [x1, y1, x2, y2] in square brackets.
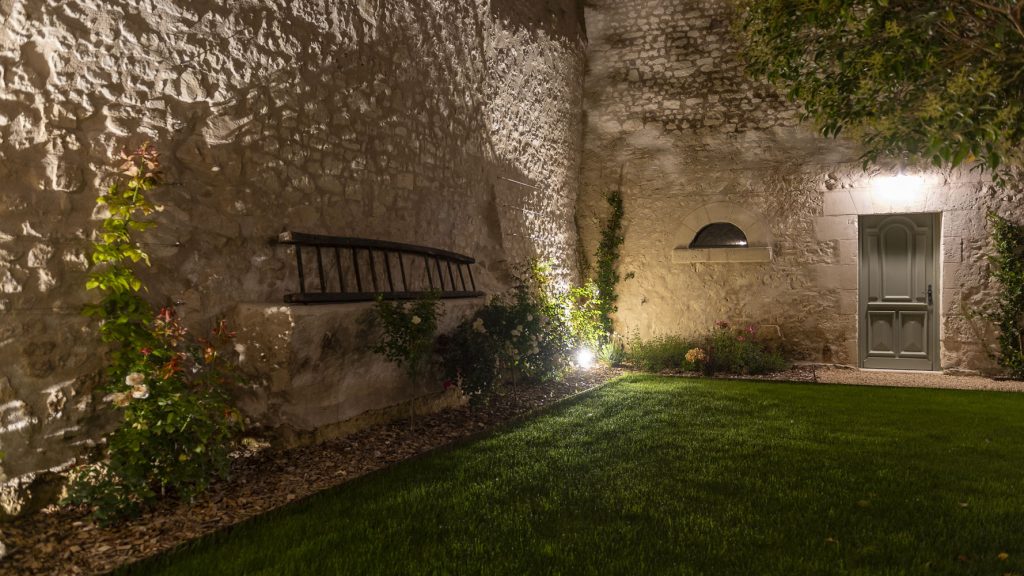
[640, 365, 819, 383]
[0, 368, 620, 576]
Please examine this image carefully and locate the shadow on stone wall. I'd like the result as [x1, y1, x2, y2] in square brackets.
[0, 0, 586, 512]
[491, 0, 587, 44]
[157, 0, 544, 307]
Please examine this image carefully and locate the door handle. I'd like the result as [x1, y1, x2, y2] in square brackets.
[927, 284, 933, 305]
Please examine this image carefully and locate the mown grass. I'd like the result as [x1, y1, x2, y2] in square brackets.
[126, 376, 1024, 575]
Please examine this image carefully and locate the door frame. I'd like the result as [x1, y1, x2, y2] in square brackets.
[857, 212, 942, 371]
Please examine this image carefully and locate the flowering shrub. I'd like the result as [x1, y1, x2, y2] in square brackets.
[65, 310, 242, 523]
[684, 348, 707, 365]
[439, 286, 572, 397]
[372, 293, 442, 379]
[64, 145, 241, 523]
[624, 323, 789, 376]
[681, 322, 789, 376]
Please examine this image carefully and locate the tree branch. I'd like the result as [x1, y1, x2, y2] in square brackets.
[965, 0, 1024, 41]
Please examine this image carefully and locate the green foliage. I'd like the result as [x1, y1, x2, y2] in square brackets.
[624, 333, 694, 372]
[683, 322, 789, 376]
[65, 145, 241, 523]
[372, 294, 443, 379]
[594, 188, 624, 335]
[526, 260, 606, 350]
[439, 262, 607, 398]
[625, 323, 789, 376]
[597, 338, 627, 367]
[440, 286, 573, 398]
[562, 282, 606, 350]
[738, 0, 1024, 174]
[82, 145, 162, 376]
[987, 213, 1024, 379]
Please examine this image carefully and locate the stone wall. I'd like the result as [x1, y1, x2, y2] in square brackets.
[0, 0, 586, 509]
[578, 0, 1023, 370]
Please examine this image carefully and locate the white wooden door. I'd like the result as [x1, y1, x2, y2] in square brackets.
[859, 214, 940, 370]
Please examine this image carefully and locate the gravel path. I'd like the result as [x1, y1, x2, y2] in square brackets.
[813, 366, 1024, 393]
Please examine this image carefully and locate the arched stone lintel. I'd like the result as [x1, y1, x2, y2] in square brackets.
[673, 202, 771, 249]
[672, 202, 773, 263]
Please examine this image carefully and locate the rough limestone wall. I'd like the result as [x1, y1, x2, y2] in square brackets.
[578, 0, 1022, 370]
[0, 0, 585, 507]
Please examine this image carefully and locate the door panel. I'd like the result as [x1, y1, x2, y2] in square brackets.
[867, 312, 896, 356]
[880, 224, 911, 300]
[859, 214, 939, 370]
[899, 311, 928, 357]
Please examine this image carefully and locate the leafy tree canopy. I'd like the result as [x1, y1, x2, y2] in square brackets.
[738, 0, 1024, 174]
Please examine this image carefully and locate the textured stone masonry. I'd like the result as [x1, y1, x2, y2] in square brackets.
[0, 0, 586, 512]
[577, 0, 1024, 371]
[2, 0, 1023, 519]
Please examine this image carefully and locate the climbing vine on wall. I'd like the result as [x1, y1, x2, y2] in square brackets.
[987, 213, 1024, 379]
[594, 184, 624, 335]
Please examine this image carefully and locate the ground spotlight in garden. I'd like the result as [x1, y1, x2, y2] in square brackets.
[576, 348, 596, 369]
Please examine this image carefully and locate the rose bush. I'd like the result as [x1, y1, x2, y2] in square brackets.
[64, 145, 242, 523]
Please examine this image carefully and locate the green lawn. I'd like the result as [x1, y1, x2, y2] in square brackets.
[126, 376, 1024, 575]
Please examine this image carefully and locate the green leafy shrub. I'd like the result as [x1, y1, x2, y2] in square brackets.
[526, 260, 606, 350]
[440, 286, 572, 398]
[372, 293, 443, 379]
[683, 322, 789, 376]
[64, 145, 241, 523]
[987, 213, 1024, 379]
[625, 323, 789, 376]
[438, 261, 608, 398]
[624, 333, 693, 372]
[598, 338, 627, 367]
[561, 281, 606, 351]
[82, 145, 162, 376]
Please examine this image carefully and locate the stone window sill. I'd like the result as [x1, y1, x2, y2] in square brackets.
[672, 246, 773, 263]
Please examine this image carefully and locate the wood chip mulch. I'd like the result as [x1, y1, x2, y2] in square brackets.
[0, 367, 621, 576]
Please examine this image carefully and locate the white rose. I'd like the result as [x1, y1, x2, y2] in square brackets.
[125, 372, 145, 387]
[105, 392, 131, 408]
[411, 315, 422, 325]
[472, 318, 487, 334]
[130, 383, 149, 400]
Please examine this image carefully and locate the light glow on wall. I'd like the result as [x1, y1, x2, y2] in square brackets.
[871, 173, 927, 204]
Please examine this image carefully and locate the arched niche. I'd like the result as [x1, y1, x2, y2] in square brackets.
[672, 202, 773, 263]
